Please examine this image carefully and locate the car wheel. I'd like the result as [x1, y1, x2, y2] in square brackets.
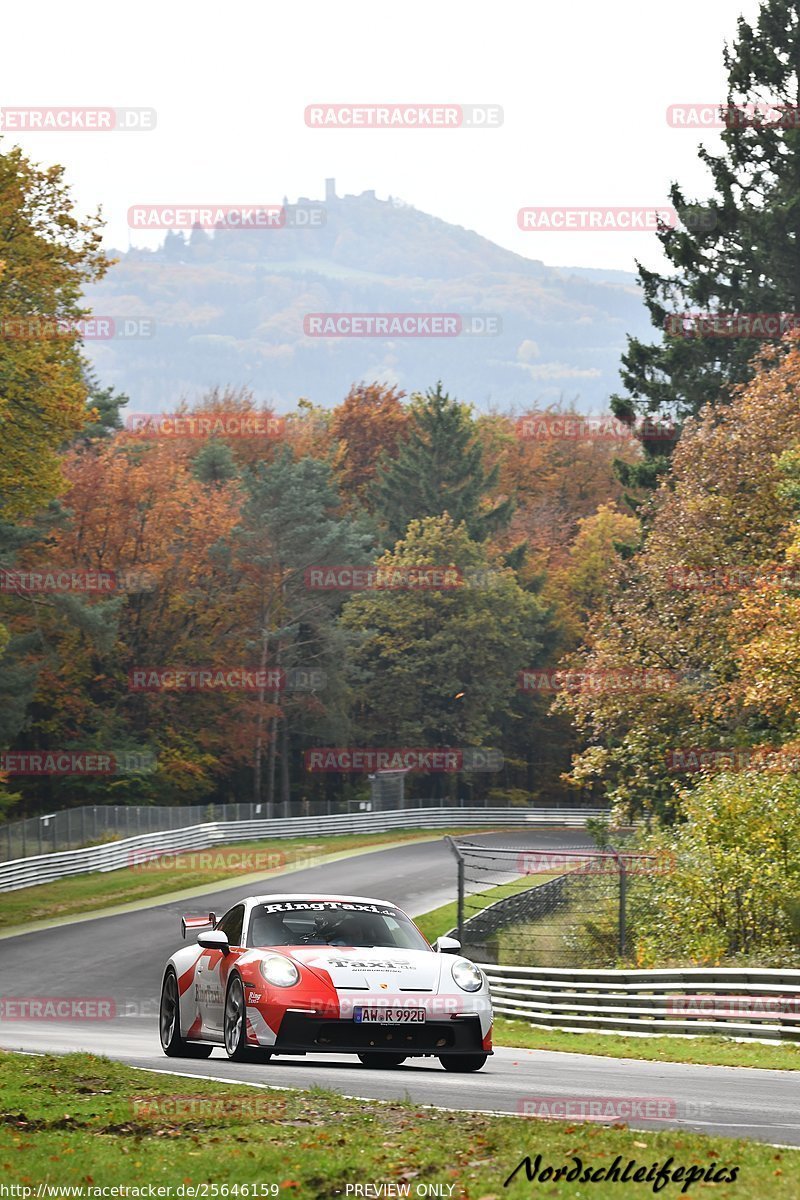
[439, 1054, 488, 1072]
[357, 1053, 406, 1068]
[223, 974, 270, 1062]
[159, 968, 212, 1058]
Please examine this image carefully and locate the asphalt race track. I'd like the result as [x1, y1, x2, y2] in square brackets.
[1, 830, 798, 1147]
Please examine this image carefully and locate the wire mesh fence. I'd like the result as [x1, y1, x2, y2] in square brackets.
[0, 795, 596, 862]
[450, 842, 667, 968]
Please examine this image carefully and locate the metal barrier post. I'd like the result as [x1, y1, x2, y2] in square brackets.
[612, 849, 627, 959]
[445, 836, 465, 944]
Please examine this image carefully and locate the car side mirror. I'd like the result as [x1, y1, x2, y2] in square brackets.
[198, 930, 230, 953]
[435, 935, 461, 954]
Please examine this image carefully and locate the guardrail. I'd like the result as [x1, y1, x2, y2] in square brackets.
[480, 963, 800, 1042]
[0, 806, 604, 893]
[452, 873, 572, 948]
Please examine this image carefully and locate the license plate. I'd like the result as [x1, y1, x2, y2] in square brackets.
[354, 1006, 426, 1024]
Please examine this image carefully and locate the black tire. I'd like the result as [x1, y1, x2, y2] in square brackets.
[223, 974, 271, 1062]
[159, 968, 212, 1058]
[357, 1053, 406, 1068]
[439, 1054, 488, 1073]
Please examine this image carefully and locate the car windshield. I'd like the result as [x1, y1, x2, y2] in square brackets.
[248, 900, 430, 951]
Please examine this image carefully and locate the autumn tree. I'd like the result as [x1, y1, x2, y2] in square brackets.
[546, 503, 640, 647]
[559, 337, 800, 820]
[474, 408, 640, 583]
[0, 143, 107, 519]
[727, 445, 800, 739]
[0, 143, 108, 811]
[329, 382, 408, 509]
[6, 430, 246, 808]
[282, 398, 333, 463]
[159, 386, 286, 472]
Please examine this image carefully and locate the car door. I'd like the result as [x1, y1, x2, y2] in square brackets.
[198, 903, 246, 1036]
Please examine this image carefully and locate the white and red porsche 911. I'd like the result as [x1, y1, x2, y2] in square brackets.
[159, 893, 492, 1071]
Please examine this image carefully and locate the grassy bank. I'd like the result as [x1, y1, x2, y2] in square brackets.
[0, 1051, 794, 1199]
[493, 1017, 800, 1070]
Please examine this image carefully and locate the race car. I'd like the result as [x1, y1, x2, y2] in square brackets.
[159, 892, 492, 1071]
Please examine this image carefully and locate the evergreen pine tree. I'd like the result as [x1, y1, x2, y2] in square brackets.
[612, 0, 800, 490]
[192, 439, 238, 485]
[373, 382, 512, 541]
[77, 372, 128, 444]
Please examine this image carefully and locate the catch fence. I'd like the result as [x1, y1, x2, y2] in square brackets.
[0, 806, 605, 892]
[448, 841, 661, 967]
[0, 794, 597, 862]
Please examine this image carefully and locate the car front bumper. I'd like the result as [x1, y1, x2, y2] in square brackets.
[271, 1011, 489, 1056]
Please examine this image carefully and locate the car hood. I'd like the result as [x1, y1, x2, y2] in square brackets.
[282, 945, 442, 993]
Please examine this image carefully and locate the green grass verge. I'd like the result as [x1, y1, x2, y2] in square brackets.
[0, 829, 480, 930]
[1, 1051, 795, 1199]
[495, 901, 594, 967]
[493, 1018, 800, 1071]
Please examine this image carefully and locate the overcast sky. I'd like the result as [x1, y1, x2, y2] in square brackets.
[2, 0, 761, 272]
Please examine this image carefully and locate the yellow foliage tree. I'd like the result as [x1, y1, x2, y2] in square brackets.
[0, 143, 108, 520]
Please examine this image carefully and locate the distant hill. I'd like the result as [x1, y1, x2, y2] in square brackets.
[84, 182, 651, 412]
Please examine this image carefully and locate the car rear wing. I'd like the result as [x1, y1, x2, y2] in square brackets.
[181, 912, 217, 939]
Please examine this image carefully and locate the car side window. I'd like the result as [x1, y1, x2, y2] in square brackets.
[216, 904, 245, 947]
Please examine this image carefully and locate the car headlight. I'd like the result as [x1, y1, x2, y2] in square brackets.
[452, 960, 483, 993]
[259, 955, 300, 987]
